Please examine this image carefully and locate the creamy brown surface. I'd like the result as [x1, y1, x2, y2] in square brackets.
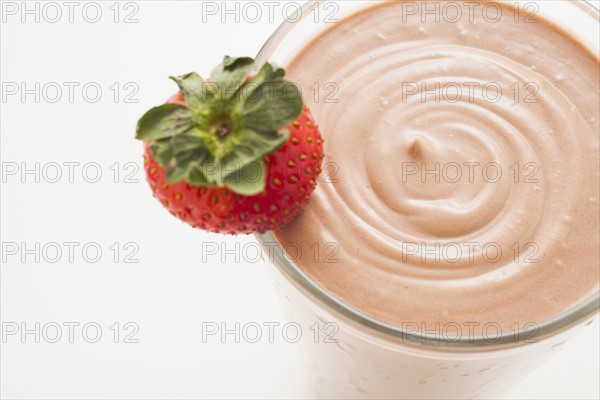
[274, 1, 600, 333]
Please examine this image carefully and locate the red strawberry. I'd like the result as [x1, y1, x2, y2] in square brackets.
[136, 57, 324, 234]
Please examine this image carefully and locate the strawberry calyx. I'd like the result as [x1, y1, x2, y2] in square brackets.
[135, 56, 304, 195]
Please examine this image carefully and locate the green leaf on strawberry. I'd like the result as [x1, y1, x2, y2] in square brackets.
[169, 72, 209, 109]
[223, 160, 267, 196]
[210, 56, 255, 100]
[241, 63, 302, 132]
[136, 56, 303, 196]
[136, 103, 194, 141]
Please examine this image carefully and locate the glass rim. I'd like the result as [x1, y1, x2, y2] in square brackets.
[255, 0, 600, 350]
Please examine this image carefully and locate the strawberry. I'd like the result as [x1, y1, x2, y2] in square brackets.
[136, 56, 324, 234]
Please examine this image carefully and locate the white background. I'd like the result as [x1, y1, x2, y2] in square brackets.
[1, 1, 599, 399]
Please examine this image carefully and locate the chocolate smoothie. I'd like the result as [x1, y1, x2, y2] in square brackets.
[274, 1, 599, 335]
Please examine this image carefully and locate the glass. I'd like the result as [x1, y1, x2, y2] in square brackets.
[255, 1, 599, 398]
